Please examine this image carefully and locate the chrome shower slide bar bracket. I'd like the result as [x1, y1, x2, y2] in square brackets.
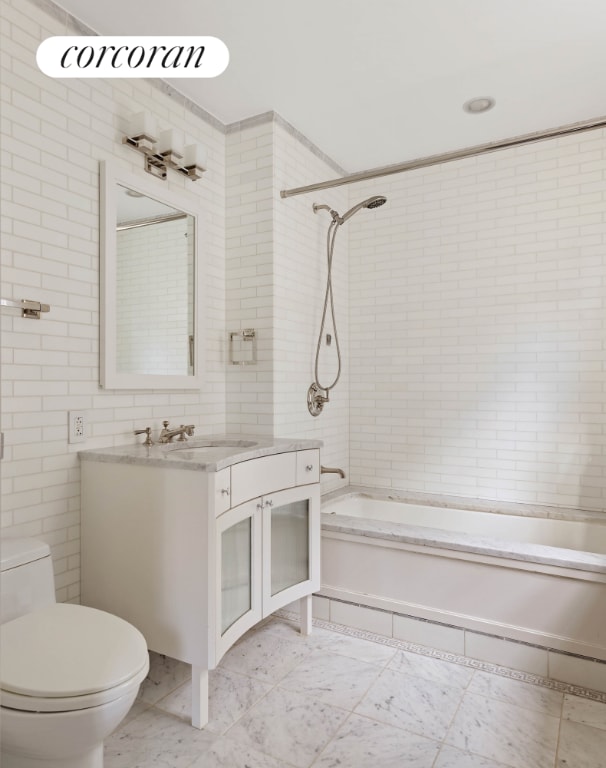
[0, 298, 50, 319]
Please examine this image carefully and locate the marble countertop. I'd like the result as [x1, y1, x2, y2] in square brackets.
[322, 484, 606, 524]
[79, 434, 322, 472]
[321, 512, 606, 574]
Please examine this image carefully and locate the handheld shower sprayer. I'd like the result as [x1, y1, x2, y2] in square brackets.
[308, 195, 387, 417]
[313, 196, 386, 225]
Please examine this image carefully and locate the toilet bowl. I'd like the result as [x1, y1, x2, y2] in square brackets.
[0, 538, 149, 768]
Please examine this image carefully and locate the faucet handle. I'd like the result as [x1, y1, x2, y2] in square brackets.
[163, 420, 170, 428]
[134, 427, 154, 446]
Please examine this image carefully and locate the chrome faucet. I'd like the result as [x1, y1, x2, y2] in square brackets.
[321, 465, 346, 479]
[158, 421, 195, 444]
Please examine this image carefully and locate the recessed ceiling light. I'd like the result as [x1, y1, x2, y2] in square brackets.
[463, 97, 495, 114]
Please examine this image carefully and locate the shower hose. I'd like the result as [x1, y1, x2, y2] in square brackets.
[314, 217, 342, 396]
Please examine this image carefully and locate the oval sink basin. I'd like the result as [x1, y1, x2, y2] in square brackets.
[166, 439, 257, 452]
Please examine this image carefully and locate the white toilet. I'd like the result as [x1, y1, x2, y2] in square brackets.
[0, 537, 150, 768]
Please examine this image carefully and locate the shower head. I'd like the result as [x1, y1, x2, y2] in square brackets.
[365, 196, 387, 209]
[339, 195, 387, 223]
[312, 196, 387, 224]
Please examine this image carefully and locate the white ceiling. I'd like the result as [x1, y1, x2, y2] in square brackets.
[53, 0, 606, 172]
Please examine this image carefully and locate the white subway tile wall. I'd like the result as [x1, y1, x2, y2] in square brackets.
[348, 133, 606, 510]
[225, 120, 275, 433]
[273, 120, 349, 485]
[226, 117, 350, 488]
[1, 0, 226, 601]
[3, 0, 606, 616]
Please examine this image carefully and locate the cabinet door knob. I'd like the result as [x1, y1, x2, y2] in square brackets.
[256, 502, 264, 511]
[264, 499, 273, 508]
[220, 487, 230, 496]
[305, 464, 313, 471]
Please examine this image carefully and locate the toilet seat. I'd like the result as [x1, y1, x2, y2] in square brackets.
[1, 603, 148, 713]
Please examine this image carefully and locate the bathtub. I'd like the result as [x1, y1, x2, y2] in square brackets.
[320, 489, 606, 662]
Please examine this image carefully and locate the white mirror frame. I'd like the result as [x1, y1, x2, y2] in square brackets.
[100, 160, 203, 390]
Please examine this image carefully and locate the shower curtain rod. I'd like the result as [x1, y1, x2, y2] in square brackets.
[280, 115, 606, 199]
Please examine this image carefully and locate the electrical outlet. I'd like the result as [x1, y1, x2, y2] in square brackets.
[68, 411, 86, 444]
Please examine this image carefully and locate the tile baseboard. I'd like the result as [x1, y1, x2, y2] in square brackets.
[279, 596, 606, 702]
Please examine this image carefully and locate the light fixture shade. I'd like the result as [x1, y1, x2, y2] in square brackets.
[127, 111, 158, 140]
[183, 142, 207, 169]
[157, 129, 185, 158]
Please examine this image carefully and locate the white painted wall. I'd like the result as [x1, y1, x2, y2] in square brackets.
[348, 131, 606, 511]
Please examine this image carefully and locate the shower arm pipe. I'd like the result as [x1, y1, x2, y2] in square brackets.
[280, 114, 606, 199]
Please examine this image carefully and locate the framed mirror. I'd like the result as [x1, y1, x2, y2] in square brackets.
[100, 160, 202, 389]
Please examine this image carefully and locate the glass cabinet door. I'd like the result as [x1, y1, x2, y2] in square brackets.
[270, 499, 309, 596]
[220, 516, 252, 634]
[262, 485, 320, 614]
[215, 499, 262, 662]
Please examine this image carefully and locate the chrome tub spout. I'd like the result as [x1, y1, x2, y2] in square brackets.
[321, 465, 346, 479]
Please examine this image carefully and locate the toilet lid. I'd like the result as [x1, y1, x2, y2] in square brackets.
[0, 603, 148, 699]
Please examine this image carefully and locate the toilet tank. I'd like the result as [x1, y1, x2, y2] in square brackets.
[0, 537, 56, 624]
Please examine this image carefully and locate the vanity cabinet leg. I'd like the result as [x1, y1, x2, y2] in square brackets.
[191, 666, 209, 729]
[300, 595, 312, 636]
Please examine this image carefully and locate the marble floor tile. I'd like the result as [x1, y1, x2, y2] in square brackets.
[562, 693, 606, 731]
[310, 630, 398, 666]
[557, 719, 606, 768]
[445, 691, 560, 768]
[188, 735, 295, 768]
[467, 669, 563, 716]
[226, 686, 349, 768]
[354, 666, 465, 741]
[434, 745, 514, 768]
[104, 707, 217, 768]
[219, 626, 312, 684]
[387, 648, 474, 689]
[155, 667, 273, 734]
[267, 618, 398, 666]
[278, 650, 383, 710]
[313, 712, 441, 768]
[137, 652, 192, 706]
[107, 618, 606, 768]
[122, 696, 152, 726]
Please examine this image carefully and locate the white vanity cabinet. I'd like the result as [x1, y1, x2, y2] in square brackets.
[80, 446, 320, 729]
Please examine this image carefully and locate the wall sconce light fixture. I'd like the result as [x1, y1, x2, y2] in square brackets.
[123, 112, 207, 181]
